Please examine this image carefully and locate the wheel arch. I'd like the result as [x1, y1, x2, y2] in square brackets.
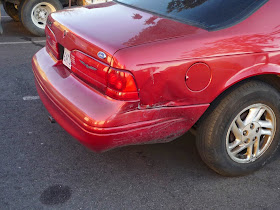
[195, 64, 280, 128]
[195, 76, 280, 176]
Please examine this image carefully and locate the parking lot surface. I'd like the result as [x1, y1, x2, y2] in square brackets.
[1, 6, 280, 210]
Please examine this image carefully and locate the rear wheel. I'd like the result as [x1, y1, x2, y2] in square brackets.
[3, 2, 20, 22]
[196, 80, 280, 176]
[19, 0, 63, 36]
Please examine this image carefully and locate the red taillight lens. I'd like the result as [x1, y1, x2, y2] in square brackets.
[69, 50, 139, 101]
[71, 50, 109, 92]
[45, 26, 59, 59]
[106, 68, 138, 100]
[107, 71, 127, 91]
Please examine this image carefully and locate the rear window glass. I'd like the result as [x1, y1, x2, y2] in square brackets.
[115, 0, 268, 31]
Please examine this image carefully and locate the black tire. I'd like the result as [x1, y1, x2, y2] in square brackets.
[19, 0, 63, 36]
[3, 2, 20, 22]
[196, 80, 280, 176]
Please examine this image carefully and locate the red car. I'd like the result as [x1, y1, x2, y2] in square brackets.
[32, 0, 280, 176]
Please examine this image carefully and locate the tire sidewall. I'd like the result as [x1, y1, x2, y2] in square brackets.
[19, 0, 63, 36]
[3, 2, 20, 22]
[199, 81, 280, 176]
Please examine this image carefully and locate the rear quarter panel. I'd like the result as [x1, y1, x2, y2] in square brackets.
[112, 0, 280, 107]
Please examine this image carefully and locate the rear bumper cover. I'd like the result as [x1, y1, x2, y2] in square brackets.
[32, 48, 209, 152]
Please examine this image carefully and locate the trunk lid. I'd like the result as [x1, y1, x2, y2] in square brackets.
[48, 1, 205, 64]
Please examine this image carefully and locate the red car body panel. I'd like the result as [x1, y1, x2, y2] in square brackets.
[32, 0, 280, 151]
[32, 49, 208, 151]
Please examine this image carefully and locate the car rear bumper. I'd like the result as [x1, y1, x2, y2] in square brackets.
[32, 48, 209, 152]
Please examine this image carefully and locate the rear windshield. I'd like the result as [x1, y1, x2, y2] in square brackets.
[114, 0, 268, 31]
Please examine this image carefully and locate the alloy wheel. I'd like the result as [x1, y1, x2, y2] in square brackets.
[226, 103, 276, 163]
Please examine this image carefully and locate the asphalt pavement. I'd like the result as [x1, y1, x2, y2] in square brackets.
[1, 6, 280, 210]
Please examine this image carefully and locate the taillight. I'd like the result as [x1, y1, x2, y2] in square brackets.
[70, 50, 139, 101]
[45, 26, 59, 59]
[71, 51, 109, 92]
[106, 68, 138, 100]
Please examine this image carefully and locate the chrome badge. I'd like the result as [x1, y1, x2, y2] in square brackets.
[97, 51, 107, 59]
[79, 60, 97, 71]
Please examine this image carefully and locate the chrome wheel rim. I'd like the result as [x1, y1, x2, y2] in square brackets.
[226, 103, 276, 163]
[31, 2, 56, 29]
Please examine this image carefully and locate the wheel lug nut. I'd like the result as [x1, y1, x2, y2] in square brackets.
[243, 130, 248, 136]
[250, 123, 254, 129]
[245, 138, 250, 144]
[256, 128, 260, 133]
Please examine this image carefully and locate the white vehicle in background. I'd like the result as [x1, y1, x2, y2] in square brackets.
[1, 0, 110, 36]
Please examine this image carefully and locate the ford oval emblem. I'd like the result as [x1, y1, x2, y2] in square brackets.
[97, 51, 107, 59]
